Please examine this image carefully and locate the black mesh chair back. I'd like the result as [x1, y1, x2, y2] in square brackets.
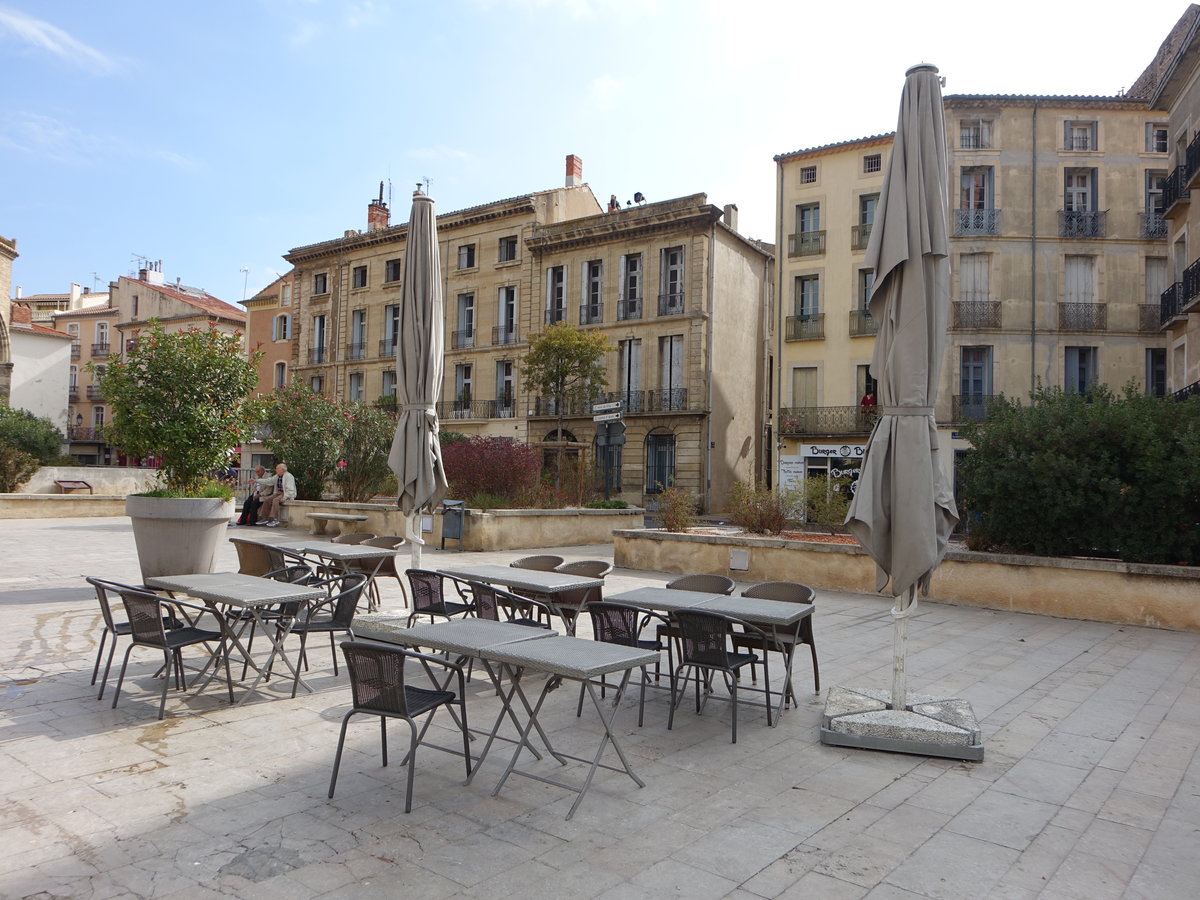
[85, 576, 168, 701]
[329, 641, 471, 812]
[279, 573, 369, 698]
[738, 581, 819, 694]
[469, 581, 551, 629]
[552, 560, 613, 625]
[111, 587, 232, 719]
[582, 600, 672, 727]
[510, 554, 565, 571]
[665, 573, 736, 595]
[332, 532, 376, 544]
[669, 609, 767, 743]
[404, 569, 473, 625]
[350, 536, 408, 609]
[230, 538, 273, 576]
[265, 545, 314, 578]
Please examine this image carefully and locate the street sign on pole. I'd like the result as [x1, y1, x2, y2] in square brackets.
[592, 411, 623, 423]
[592, 400, 622, 413]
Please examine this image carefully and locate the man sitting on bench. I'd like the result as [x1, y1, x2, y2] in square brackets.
[259, 463, 297, 527]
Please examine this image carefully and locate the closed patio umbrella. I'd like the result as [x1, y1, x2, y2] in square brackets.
[845, 64, 959, 713]
[387, 188, 449, 569]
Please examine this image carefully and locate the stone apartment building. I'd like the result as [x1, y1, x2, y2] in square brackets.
[282, 157, 773, 511]
[773, 93, 1170, 494]
[0, 234, 16, 404]
[241, 270, 296, 396]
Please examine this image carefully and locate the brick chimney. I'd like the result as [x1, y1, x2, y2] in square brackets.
[367, 181, 390, 232]
[565, 154, 583, 187]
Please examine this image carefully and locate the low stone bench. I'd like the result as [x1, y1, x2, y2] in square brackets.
[307, 512, 369, 536]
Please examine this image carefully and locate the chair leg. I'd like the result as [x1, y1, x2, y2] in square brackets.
[730, 676, 738, 744]
[330, 633, 339, 676]
[328, 710, 356, 798]
[810, 642, 820, 693]
[458, 696, 472, 778]
[98, 634, 120, 701]
[380, 716, 388, 767]
[159, 650, 175, 720]
[91, 629, 109, 685]
[112, 644, 138, 709]
[576, 679, 586, 718]
[241, 618, 257, 681]
[291, 634, 308, 699]
[637, 665, 648, 728]
[403, 721, 420, 814]
[221, 639, 235, 705]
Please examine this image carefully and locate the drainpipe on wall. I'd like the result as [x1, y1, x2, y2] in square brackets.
[774, 158, 785, 490]
[1031, 99, 1039, 393]
[705, 222, 716, 512]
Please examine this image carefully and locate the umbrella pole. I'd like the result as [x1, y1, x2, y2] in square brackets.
[408, 513, 424, 570]
[891, 585, 917, 712]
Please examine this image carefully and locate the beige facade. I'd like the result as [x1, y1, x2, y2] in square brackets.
[1143, 4, 1200, 394]
[241, 271, 295, 396]
[283, 161, 773, 511]
[773, 95, 1171, 493]
[0, 235, 16, 404]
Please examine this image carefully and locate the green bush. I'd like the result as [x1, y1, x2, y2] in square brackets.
[586, 499, 629, 509]
[802, 475, 851, 534]
[960, 385, 1200, 564]
[0, 445, 39, 492]
[0, 407, 65, 464]
[255, 382, 351, 500]
[657, 483, 697, 532]
[465, 491, 510, 510]
[727, 480, 790, 534]
[334, 404, 395, 502]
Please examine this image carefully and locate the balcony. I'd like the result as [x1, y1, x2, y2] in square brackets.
[1161, 282, 1184, 326]
[1183, 257, 1200, 314]
[646, 388, 688, 412]
[436, 399, 505, 420]
[785, 314, 825, 341]
[86, 385, 104, 400]
[579, 303, 603, 325]
[1058, 302, 1107, 331]
[91, 342, 110, 357]
[596, 390, 645, 413]
[68, 389, 79, 402]
[345, 342, 366, 361]
[1139, 211, 1168, 240]
[1139, 304, 1163, 332]
[617, 298, 642, 321]
[954, 208, 1001, 236]
[952, 394, 995, 422]
[851, 224, 873, 251]
[67, 426, 105, 442]
[788, 231, 826, 257]
[1173, 379, 1200, 401]
[777, 406, 872, 436]
[70, 343, 80, 360]
[952, 300, 1002, 329]
[451, 329, 475, 350]
[307, 347, 327, 364]
[492, 325, 519, 346]
[657, 292, 686, 316]
[1188, 132, 1200, 187]
[848, 309, 879, 337]
[1164, 165, 1190, 216]
[1058, 210, 1106, 238]
[528, 388, 691, 417]
[379, 338, 396, 357]
[545, 307, 566, 325]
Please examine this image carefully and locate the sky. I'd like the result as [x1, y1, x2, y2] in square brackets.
[1, 0, 1193, 307]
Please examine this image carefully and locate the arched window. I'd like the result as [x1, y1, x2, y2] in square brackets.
[645, 431, 676, 493]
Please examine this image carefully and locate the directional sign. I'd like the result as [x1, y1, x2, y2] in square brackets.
[592, 411, 623, 423]
[592, 400, 623, 413]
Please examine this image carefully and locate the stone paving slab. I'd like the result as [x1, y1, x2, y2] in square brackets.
[1, 517, 1198, 898]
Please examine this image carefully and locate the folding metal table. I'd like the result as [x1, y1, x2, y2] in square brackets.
[435, 564, 603, 632]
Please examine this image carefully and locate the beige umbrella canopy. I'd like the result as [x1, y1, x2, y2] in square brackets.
[845, 64, 959, 711]
[387, 189, 449, 567]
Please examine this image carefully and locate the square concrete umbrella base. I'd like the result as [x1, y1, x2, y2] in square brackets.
[820, 685, 984, 761]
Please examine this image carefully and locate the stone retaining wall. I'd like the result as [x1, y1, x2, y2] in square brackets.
[0, 494, 128, 518]
[614, 529, 1200, 632]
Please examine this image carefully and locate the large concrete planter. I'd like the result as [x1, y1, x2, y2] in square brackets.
[126, 495, 234, 582]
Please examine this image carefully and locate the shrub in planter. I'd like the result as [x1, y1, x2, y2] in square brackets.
[657, 483, 697, 532]
[442, 436, 541, 506]
[727, 480, 791, 534]
[803, 475, 851, 534]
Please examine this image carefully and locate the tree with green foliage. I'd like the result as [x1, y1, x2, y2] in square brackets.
[95, 322, 260, 496]
[959, 384, 1200, 564]
[0, 406, 65, 464]
[334, 403, 396, 502]
[0, 446, 39, 492]
[521, 323, 610, 489]
[255, 381, 352, 500]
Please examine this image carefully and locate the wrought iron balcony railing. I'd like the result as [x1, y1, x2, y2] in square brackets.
[785, 313, 825, 341]
[788, 231, 826, 257]
[579, 303, 603, 325]
[954, 208, 1001, 236]
[545, 307, 566, 325]
[952, 300, 1002, 329]
[1187, 133, 1200, 186]
[1140, 211, 1168, 240]
[91, 343, 110, 357]
[777, 406, 873, 436]
[67, 426, 105, 442]
[492, 325, 519, 345]
[529, 388, 691, 417]
[658, 292, 686, 316]
[86, 385, 104, 400]
[451, 329, 474, 350]
[647, 388, 688, 412]
[617, 298, 642, 320]
[1058, 209, 1107, 238]
[849, 309, 878, 337]
[1139, 304, 1163, 332]
[1173, 379, 1200, 401]
[1164, 165, 1190, 212]
[1161, 282, 1183, 325]
[436, 399, 503, 420]
[70, 343, 81, 360]
[1058, 302, 1107, 331]
[529, 396, 591, 417]
[345, 342, 366, 361]
[952, 393, 994, 422]
[307, 347, 327, 364]
[68, 389, 79, 402]
[851, 224, 873, 251]
[1183, 257, 1200, 311]
[379, 338, 396, 357]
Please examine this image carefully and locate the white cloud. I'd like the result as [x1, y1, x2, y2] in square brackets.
[0, 5, 117, 73]
[0, 112, 197, 171]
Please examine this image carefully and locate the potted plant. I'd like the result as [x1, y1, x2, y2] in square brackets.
[95, 321, 261, 580]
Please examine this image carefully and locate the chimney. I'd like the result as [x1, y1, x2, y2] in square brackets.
[14, 286, 20, 299]
[70, 283, 82, 307]
[139, 260, 165, 285]
[565, 154, 583, 187]
[367, 181, 390, 232]
[723, 204, 739, 234]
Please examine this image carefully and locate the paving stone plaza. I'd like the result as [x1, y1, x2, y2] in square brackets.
[3, 516, 1199, 898]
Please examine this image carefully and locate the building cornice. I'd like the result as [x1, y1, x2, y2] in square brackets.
[527, 195, 722, 253]
[944, 94, 1150, 111]
[774, 134, 894, 163]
